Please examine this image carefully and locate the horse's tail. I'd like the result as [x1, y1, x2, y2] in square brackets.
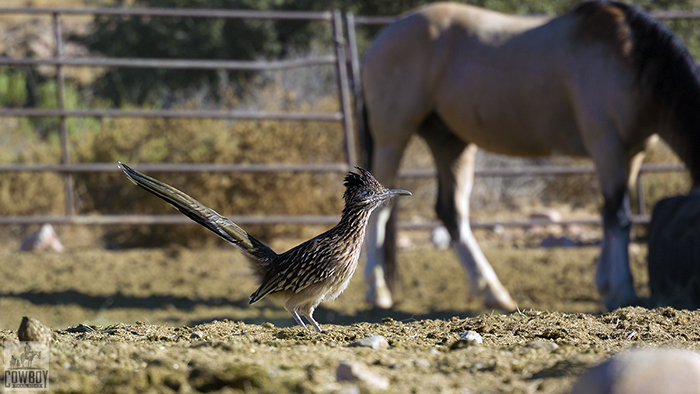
[590, 1, 700, 184]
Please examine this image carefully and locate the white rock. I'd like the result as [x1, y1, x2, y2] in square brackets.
[571, 348, 700, 394]
[348, 335, 389, 350]
[396, 234, 414, 250]
[20, 224, 64, 252]
[459, 330, 483, 344]
[337, 361, 389, 390]
[190, 331, 204, 339]
[431, 226, 451, 249]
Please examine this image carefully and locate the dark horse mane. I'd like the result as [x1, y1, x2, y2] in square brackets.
[578, 1, 700, 185]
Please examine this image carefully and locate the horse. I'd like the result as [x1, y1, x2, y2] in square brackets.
[359, 1, 700, 311]
[20, 349, 41, 368]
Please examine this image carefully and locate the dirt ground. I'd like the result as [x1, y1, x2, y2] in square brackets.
[1, 229, 699, 393]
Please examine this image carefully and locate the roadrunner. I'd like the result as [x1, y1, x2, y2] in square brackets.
[118, 162, 410, 332]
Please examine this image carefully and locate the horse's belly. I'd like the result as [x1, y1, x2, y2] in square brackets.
[436, 71, 588, 157]
[436, 93, 587, 157]
[463, 122, 588, 158]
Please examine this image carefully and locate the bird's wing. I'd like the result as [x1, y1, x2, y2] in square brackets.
[248, 237, 339, 303]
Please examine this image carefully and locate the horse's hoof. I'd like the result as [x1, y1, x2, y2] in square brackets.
[366, 286, 394, 309]
[604, 291, 640, 311]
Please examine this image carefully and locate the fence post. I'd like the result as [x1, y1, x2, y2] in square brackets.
[53, 12, 74, 216]
[345, 13, 363, 136]
[332, 10, 357, 169]
[636, 173, 647, 215]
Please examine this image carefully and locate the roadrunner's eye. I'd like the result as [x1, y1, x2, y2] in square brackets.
[357, 190, 372, 198]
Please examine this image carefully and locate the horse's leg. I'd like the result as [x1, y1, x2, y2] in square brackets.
[627, 135, 657, 190]
[581, 128, 638, 310]
[383, 204, 399, 292]
[364, 129, 413, 309]
[596, 180, 637, 310]
[420, 122, 516, 311]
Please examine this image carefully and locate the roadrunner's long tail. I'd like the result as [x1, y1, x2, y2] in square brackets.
[118, 162, 277, 263]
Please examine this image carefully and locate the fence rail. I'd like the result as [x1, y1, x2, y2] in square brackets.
[350, 9, 700, 25]
[0, 6, 358, 222]
[0, 213, 655, 229]
[0, 108, 343, 121]
[0, 7, 334, 19]
[0, 5, 694, 230]
[0, 56, 337, 70]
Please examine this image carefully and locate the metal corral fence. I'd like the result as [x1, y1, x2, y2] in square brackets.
[0, 6, 696, 230]
[0, 7, 357, 228]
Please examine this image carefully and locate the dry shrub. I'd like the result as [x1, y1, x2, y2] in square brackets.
[71, 98, 347, 247]
[538, 157, 602, 212]
[0, 118, 64, 216]
[512, 139, 691, 216]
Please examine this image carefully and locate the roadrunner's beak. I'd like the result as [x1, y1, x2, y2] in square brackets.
[385, 189, 412, 198]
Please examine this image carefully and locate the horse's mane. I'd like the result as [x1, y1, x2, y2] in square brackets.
[579, 1, 700, 185]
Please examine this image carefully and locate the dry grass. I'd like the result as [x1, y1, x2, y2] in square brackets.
[71, 97, 348, 247]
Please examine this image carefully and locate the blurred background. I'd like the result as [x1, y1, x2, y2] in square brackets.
[0, 0, 695, 252]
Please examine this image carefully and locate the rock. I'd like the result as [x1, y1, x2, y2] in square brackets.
[17, 316, 53, 343]
[571, 348, 700, 394]
[413, 358, 431, 368]
[190, 331, 204, 339]
[397, 234, 414, 250]
[348, 335, 389, 350]
[20, 224, 64, 252]
[431, 226, 451, 249]
[458, 330, 483, 344]
[524, 340, 558, 351]
[336, 360, 389, 390]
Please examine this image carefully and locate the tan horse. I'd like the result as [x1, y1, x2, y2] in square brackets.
[360, 1, 700, 311]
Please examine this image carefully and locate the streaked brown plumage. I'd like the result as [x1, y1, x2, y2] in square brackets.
[118, 163, 411, 332]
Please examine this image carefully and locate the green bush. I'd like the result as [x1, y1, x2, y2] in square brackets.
[0, 69, 27, 107]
